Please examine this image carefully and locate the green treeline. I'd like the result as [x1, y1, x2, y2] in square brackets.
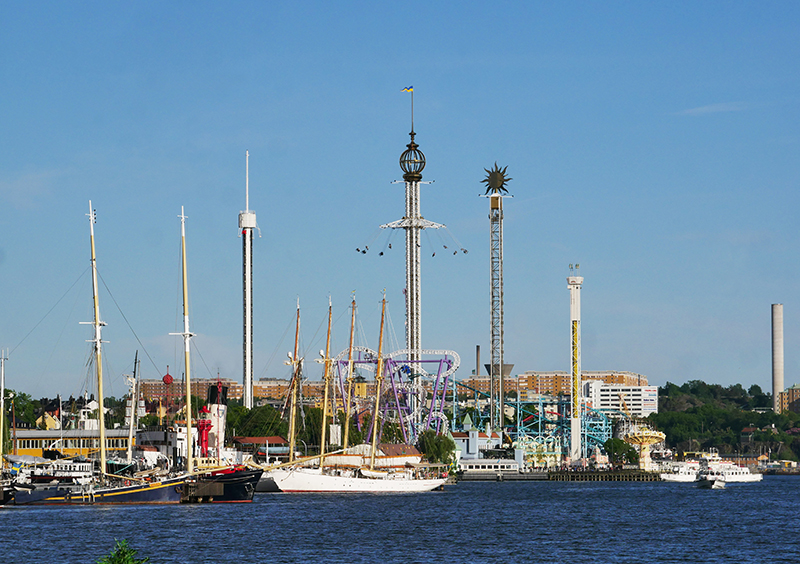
[649, 380, 800, 461]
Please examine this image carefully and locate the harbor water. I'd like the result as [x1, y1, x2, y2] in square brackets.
[2, 477, 798, 563]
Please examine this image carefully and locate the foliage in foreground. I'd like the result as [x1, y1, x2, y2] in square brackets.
[96, 540, 149, 564]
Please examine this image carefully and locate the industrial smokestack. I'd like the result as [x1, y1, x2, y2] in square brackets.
[772, 304, 784, 413]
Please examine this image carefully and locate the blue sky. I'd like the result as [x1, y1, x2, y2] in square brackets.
[1, 2, 798, 400]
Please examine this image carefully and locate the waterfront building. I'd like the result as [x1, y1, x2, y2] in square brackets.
[12, 428, 132, 458]
[451, 429, 503, 461]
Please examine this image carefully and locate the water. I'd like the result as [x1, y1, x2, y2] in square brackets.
[2, 477, 799, 563]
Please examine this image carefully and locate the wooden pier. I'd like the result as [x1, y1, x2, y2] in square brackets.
[457, 470, 661, 482]
[548, 470, 660, 482]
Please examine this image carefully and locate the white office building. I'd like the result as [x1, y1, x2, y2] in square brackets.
[583, 380, 658, 418]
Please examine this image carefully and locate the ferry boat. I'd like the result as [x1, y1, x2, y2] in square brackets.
[659, 461, 700, 482]
[697, 461, 762, 484]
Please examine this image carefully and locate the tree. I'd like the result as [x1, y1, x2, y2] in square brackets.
[417, 430, 456, 465]
[603, 438, 638, 466]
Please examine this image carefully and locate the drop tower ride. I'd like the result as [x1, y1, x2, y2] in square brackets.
[567, 264, 583, 461]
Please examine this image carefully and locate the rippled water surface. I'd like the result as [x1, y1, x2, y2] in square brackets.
[2, 477, 798, 563]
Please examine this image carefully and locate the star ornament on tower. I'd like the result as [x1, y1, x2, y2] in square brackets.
[481, 163, 512, 195]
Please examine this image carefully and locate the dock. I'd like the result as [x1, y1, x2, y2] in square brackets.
[457, 470, 661, 482]
[548, 470, 660, 481]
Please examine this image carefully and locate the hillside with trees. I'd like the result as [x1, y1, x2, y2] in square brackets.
[649, 380, 800, 461]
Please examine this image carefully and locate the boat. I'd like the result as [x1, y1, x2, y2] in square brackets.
[697, 460, 762, 485]
[7, 203, 187, 505]
[170, 207, 261, 503]
[659, 461, 700, 482]
[697, 477, 726, 489]
[271, 294, 447, 493]
[270, 464, 447, 493]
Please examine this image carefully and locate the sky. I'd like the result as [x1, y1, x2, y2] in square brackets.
[1, 2, 799, 400]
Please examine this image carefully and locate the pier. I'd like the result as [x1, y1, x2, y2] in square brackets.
[548, 470, 660, 482]
[457, 470, 661, 482]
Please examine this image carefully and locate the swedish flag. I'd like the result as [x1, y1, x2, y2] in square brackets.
[402, 86, 413, 92]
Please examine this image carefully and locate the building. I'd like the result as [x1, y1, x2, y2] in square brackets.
[140, 378, 244, 402]
[778, 383, 800, 413]
[517, 370, 648, 397]
[458, 374, 518, 396]
[12, 428, 132, 458]
[582, 380, 658, 418]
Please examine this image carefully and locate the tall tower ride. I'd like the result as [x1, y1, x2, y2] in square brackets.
[381, 89, 443, 360]
[239, 151, 257, 409]
[567, 264, 583, 461]
[481, 164, 512, 431]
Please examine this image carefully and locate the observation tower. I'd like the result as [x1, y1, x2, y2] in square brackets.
[381, 89, 444, 360]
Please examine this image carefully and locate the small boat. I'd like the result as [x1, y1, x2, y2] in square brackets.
[697, 476, 725, 490]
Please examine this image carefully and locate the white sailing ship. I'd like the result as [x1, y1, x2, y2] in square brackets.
[269, 295, 447, 493]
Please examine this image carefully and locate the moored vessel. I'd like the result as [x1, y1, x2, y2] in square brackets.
[271, 294, 447, 494]
[6, 203, 188, 505]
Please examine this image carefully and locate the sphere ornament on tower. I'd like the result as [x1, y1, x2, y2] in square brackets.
[400, 130, 426, 182]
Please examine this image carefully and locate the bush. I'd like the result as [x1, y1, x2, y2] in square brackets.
[96, 540, 149, 564]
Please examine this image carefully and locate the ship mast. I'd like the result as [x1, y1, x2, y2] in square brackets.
[125, 351, 139, 462]
[317, 298, 333, 467]
[369, 292, 387, 470]
[85, 201, 108, 482]
[342, 295, 357, 450]
[170, 207, 195, 473]
[0, 349, 7, 470]
[285, 300, 301, 463]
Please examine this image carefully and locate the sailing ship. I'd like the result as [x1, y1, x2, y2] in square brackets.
[270, 294, 448, 493]
[170, 207, 261, 503]
[9, 202, 186, 505]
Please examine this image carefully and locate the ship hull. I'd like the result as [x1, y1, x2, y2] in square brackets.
[272, 467, 446, 493]
[10, 476, 186, 505]
[182, 468, 262, 503]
